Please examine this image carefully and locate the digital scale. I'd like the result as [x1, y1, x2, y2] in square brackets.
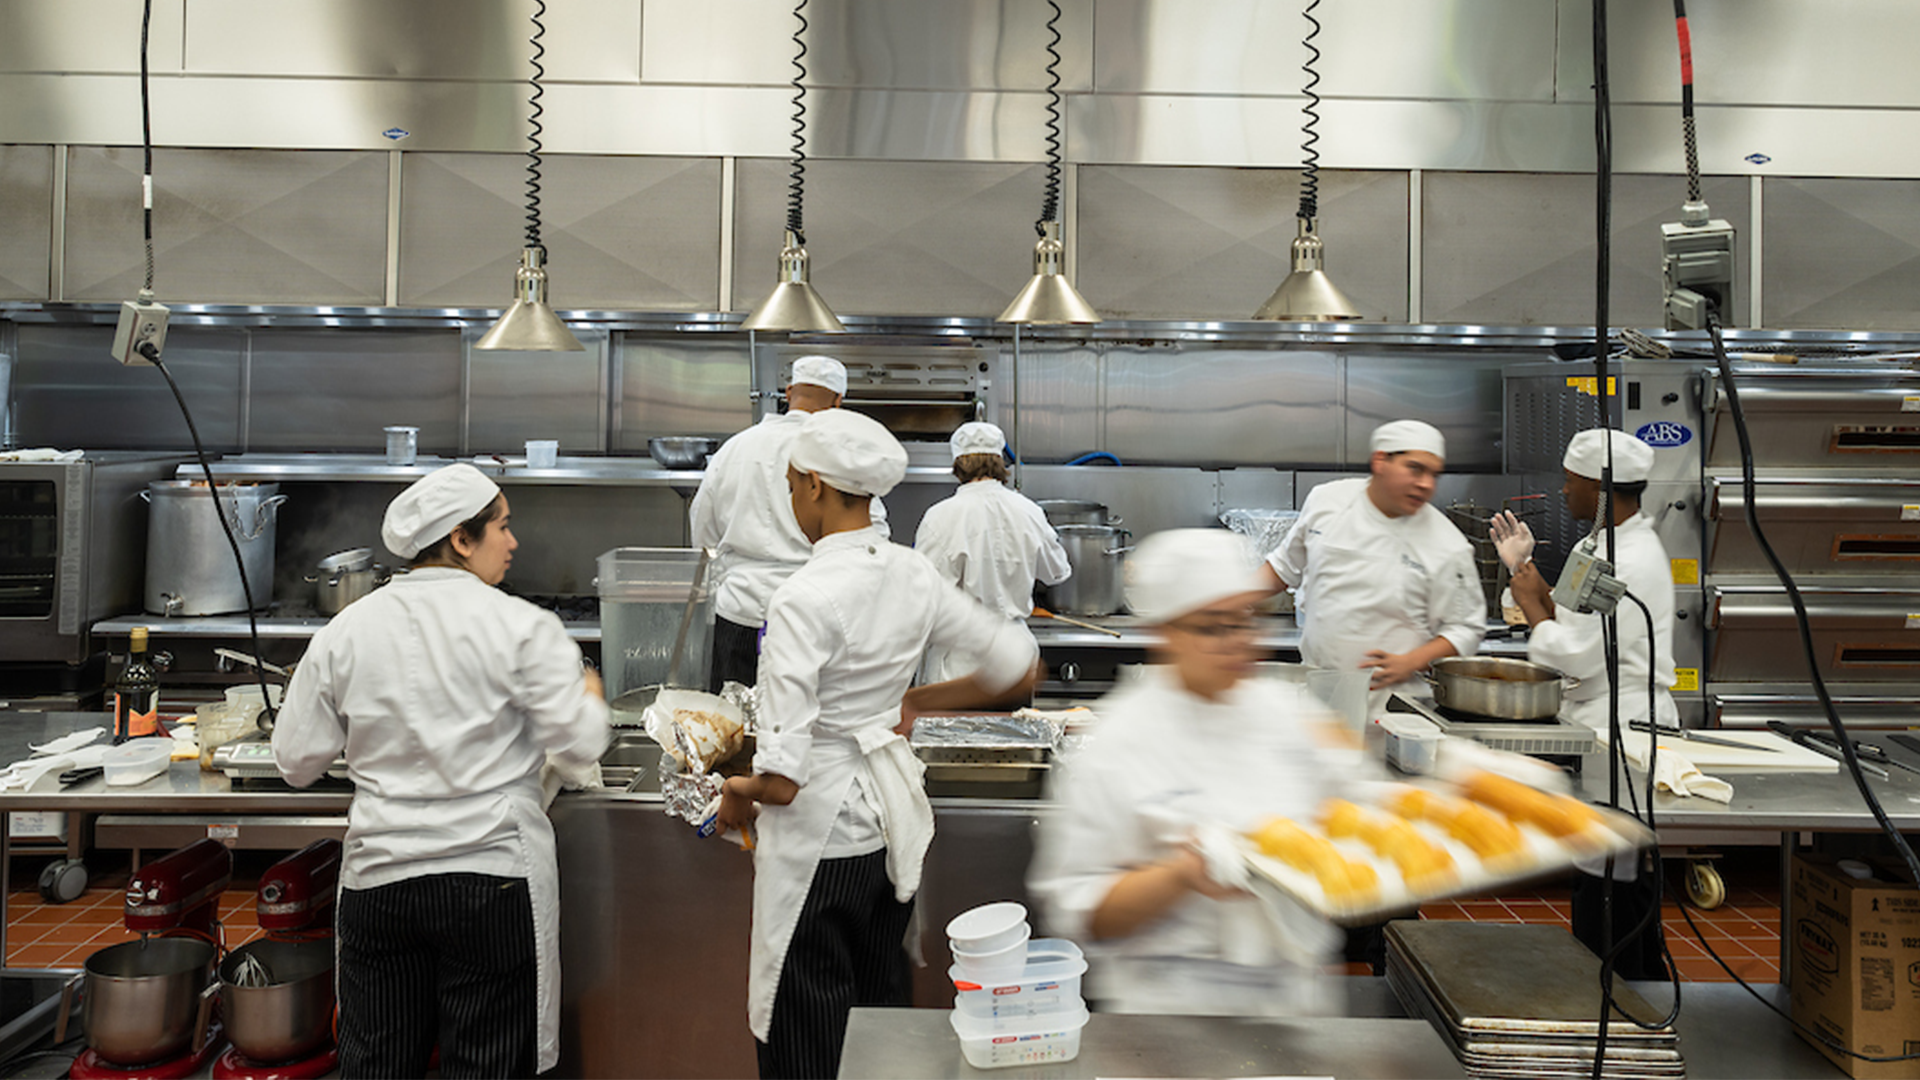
[1385, 693, 1599, 765]
[209, 732, 348, 781]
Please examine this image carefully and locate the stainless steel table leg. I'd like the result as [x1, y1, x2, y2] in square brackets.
[1778, 831, 1791, 979]
[2, 809, 12, 967]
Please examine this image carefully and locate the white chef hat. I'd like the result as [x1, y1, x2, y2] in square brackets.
[1370, 419, 1447, 460]
[788, 408, 909, 498]
[1126, 528, 1268, 625]
[382, 463, 501, 559]
[788, 355, 848, 396]
[1563, 428, 1656, 483]
[949, 421, 1007, 462]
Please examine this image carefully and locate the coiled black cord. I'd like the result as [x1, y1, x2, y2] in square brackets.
[785, 0, 810, 243]
[1671, 0, 1702, 205]
[524, 0, 549, 252]
[1297, 0, 1324, 220]
[1038, 0, 1064, 230]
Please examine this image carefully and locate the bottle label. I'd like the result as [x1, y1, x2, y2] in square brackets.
[115, 693, 159, 738]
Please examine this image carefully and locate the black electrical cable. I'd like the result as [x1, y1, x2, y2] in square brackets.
[1705, 309, 1920, 888]
[139, 0, 154, 293]
[784, 0, 810, 244]
[523, 0, 549, 253]
[1297, 0, 1325, 221]
[1671, 0, 1702, 205]
[1037, 0, 1064, 230]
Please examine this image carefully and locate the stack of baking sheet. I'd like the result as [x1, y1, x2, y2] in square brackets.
[1385, 921, 1683, 1079]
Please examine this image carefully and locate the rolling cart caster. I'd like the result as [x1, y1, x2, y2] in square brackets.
[1685, 860, 1726, 910]
[37, 858, 88, 904]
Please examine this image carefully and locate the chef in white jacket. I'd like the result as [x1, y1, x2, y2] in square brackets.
[274, 464, 610, 1078]
[1029, 529, 1370, 1017]
[689, 355, 889, 691]
[712, 409, 1039, 1079]
[1260, 419, 1486, 707]
[1490, 428, 1678, 731]
[913, 421, 1071, 682]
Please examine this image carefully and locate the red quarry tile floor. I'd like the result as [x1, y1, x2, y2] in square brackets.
[5, 851, 273, 971]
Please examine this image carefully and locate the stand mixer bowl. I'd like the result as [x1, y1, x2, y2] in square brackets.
[82, 937, 217, 1066]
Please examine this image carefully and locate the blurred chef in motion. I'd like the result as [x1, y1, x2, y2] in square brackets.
[690, 355, 888, 692]
[1259, 419, 1485, 705]
[274, 464, 610, 1078]
[1029, 529, 1370, 1017]
[713, 409, 1039, 1079]
[1490, 428, 1677, 731]
[913, 420, 1071, 683]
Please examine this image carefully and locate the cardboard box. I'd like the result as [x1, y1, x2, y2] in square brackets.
[1789, 853, 1920, 1079]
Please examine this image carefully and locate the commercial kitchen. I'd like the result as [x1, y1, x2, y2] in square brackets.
[2, 2, 1919, 1078]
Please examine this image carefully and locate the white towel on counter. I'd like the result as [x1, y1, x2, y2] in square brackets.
[0, 449, 83, 463]
[1602, 730, 1734, 803]
[29, 728, 105, 756]
[0, 743, 114, 791]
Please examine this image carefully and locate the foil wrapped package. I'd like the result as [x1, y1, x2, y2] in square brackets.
[908, 713, 1060, 750]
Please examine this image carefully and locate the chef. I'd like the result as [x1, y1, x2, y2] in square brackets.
[690, 355, 888, 692]
[913, 420, 1071, 682]
[713, 408, 1039, 1079]
[1259, 419, 1486, 704]
[1029, 529, 1369, 1016]
[1490, 428, 1678, 731]
[274, 464, 610, 1078]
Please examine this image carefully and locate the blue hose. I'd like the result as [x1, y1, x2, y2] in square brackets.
[1065, 451, 1121, 467]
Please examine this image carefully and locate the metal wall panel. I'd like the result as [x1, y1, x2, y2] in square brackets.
[1006, 343, 1101, 464]
[1761, 177, 1920, 331]
[0, 0, 184, 74]
[400, 153, 722, 310]
[613, 335, 753, 450]
[1019, 464, 1228, 538]
[244, 330, 461, 453]
[1102, 347, 1341, 468]
[642, 0, 1093, 91]
[1421, 172, 1751, 327]
[1093, 0, 1557, 101]
[467, 329, 608, 454]
[12, 325, 242, 450]
[1344, 351, 1511, 472]
[64, 146, 388, 304]
[184, 0, 641, 83]
[0, 145, 53, 300]
[1076, 165, 1408, 321]
[732, 158, 1043, 316]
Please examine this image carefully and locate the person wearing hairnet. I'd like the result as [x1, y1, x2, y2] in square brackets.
[1259, 419, 1486, 705]
[690, 355, 889, 692]
[1490, 428, 1677, 978]
[712, 409, 1040, 1079]
[1029, 529, 1371, 1016]
[913, 421, 1071, 683]
[274, 464, 610, 1078]
[1490, 428, 1677, 731]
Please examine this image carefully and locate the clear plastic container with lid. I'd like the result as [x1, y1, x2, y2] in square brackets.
[596, 548, 717, 712]
[950, 939, 1087, 1019]
[948, 1003, 1090, 1069]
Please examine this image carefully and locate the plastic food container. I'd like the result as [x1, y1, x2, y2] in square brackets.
[525, 439, 559, 469]
[952, 926, 1031, 986]
[103, 741, 171, 786]
[1383, 714, 1442, 775]
[946, 901, 1030, 953]
[951, 939, 1086, 1017]
[949, 1003, 1089, 1069]
[194, 703, 253, 771]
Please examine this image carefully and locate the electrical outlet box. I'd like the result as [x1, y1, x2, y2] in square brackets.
[1661, 218, 1736, 331]
[1552, 540, 1626, 616]
[110, 300, 170, 366]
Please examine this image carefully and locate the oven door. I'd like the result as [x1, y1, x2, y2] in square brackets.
[0, 461, 84, 662]
[1707, 586, 1920, 685]
[1708, 476, 1920, 577]
[1706, 370, 1920, 470]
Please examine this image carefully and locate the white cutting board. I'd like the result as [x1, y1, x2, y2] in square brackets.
[1598, 729, 1839, 772]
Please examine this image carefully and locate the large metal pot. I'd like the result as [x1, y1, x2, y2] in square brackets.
[1036, 499, 1117, 528]
[306, 547, 386, 616]
[1425, 656, 1579, 720]
[144, 481, 286, 616]
[1048, 524, 1132, 616]
[220, 939, 337, 1064]
[79, 937, 217, 1065]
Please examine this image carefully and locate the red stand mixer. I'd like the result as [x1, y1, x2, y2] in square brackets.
[62, 838, 233, 1079]
[212, 839, 343, 1080]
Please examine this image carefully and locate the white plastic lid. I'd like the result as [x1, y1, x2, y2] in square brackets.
[1381, 714, 1441, 740]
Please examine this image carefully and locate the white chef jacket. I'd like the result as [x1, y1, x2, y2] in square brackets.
[1528, 512, 1679, 731]
[1028, 667, 1366, 1016]
[689, 412, 889, 629]
[913, 479, 1071, 682]
[1268, 478, 1486, 693]
[274, 567, 610, 1072]
[747, 524, 1038, 1040]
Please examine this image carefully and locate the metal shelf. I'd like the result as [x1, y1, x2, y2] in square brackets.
[178, 454, 958, 487]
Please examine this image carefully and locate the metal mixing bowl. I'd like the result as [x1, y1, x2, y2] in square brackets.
[649, 437, 720, 469]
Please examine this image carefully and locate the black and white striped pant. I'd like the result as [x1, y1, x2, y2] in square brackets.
[757, 849, 913, 1080]
[336, 872, 538, 1079]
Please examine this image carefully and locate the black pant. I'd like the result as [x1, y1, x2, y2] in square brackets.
[337, 873, 538, 1079]
[710, 616, 762, 693]
[756, 849, 914, 1080]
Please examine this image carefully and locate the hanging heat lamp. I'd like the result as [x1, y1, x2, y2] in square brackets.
[476, 0, 583, 352]
[742, 0, 843, 333]
[999, 1, 1099, 325]
[1253, 0, 1361, 322]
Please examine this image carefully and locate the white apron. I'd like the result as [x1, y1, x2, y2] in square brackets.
[747, 712, 933, 1042]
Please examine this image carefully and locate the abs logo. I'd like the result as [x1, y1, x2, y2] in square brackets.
[1635, 421, 1693, 448]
